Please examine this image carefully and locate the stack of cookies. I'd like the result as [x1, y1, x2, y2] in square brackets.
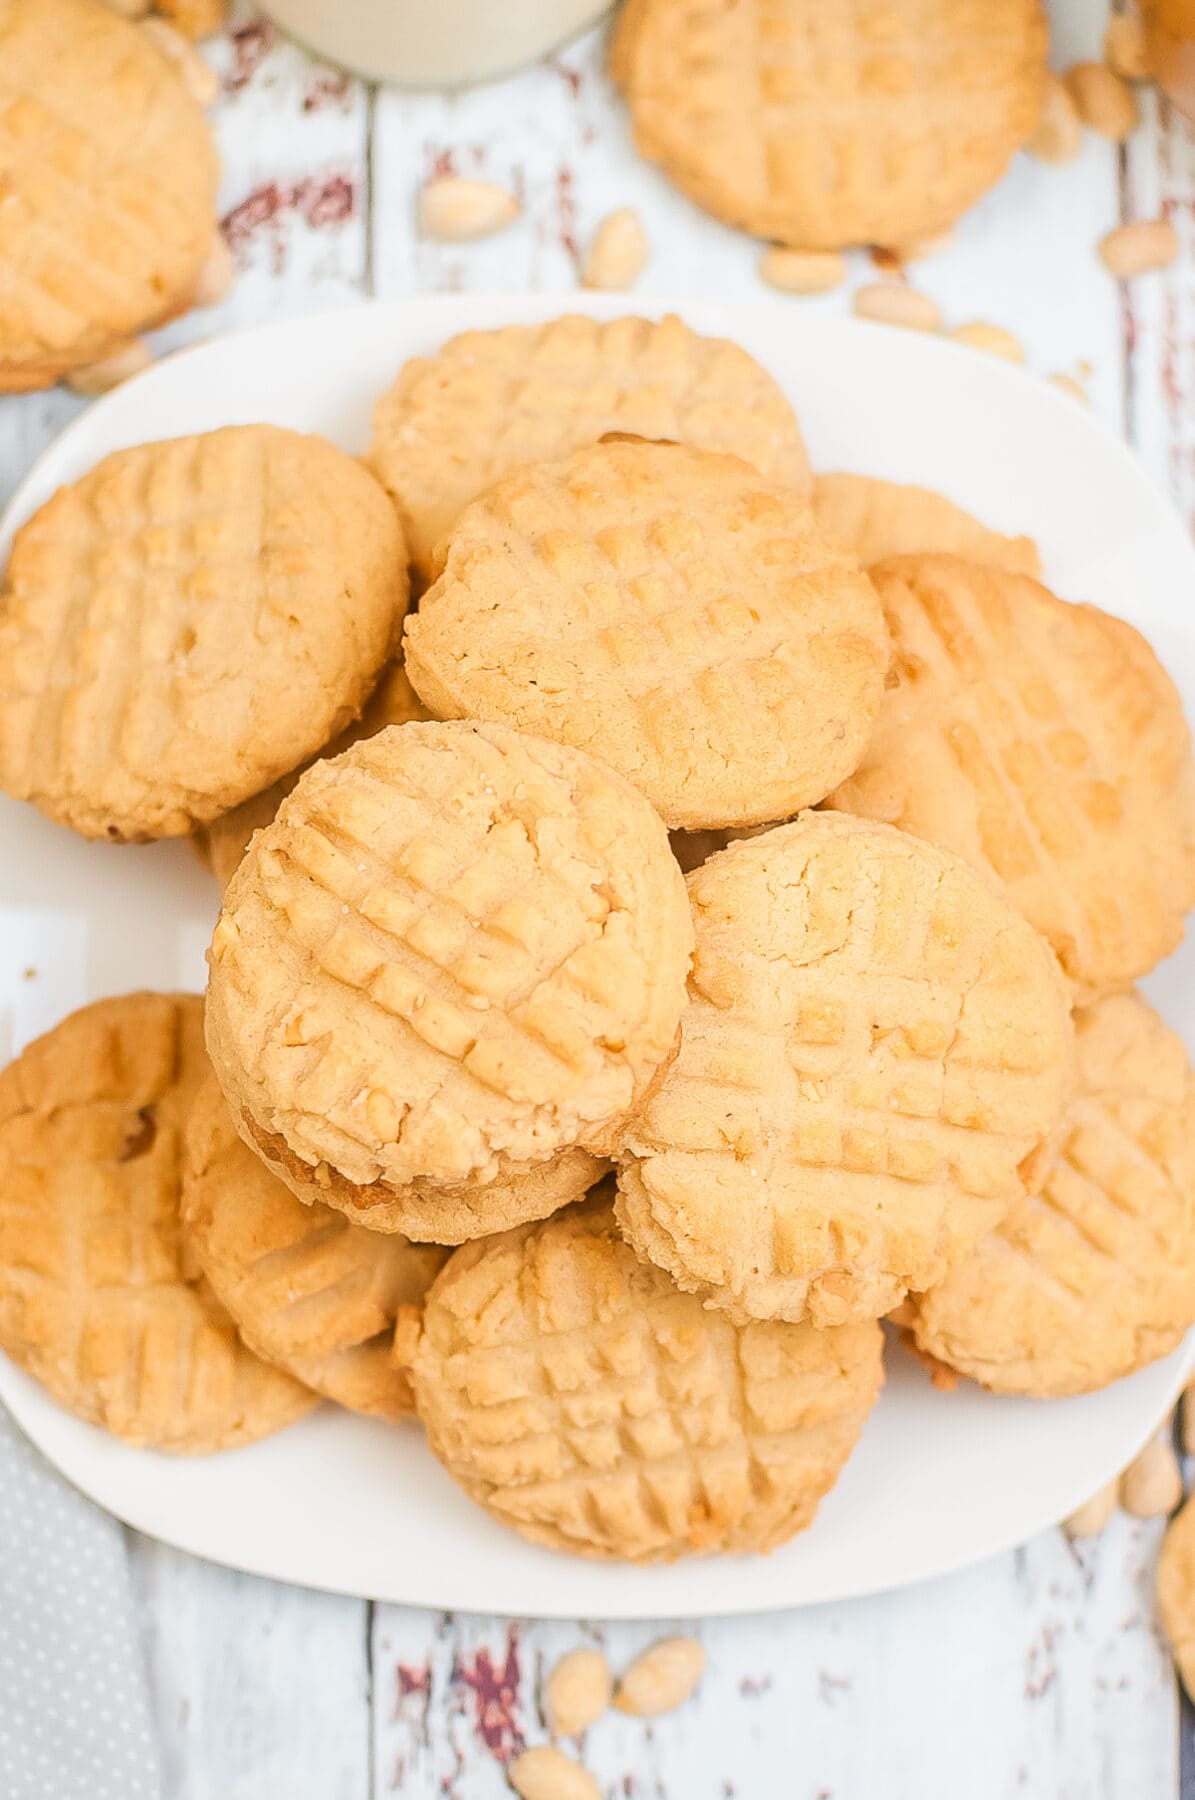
[2, 308, 1194, 1566]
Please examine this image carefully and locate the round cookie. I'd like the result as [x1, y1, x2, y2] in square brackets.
[906, 993, 1195, 1396]
[811, 474, 1040, 575]
[827, 554, 1195, 996]
[0, 0, 220, 390]
[182, 1077, 447, 1420]
[205, 718, 694, 1202]
[611, 0, 1047, 250]
[406, 440, 888, 831]
[0, 426, 408, 841]
[0, 993, 316, 1452]
[1159, 1495, 1195, 1702]
[367, 311, 810, 580]
[616, 811, 1073, 1328]
[200, 661, 432, 892]
[411, 1192, 884, 1562]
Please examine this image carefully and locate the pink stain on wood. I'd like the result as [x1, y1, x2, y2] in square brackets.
[428, 149, 459, 181]
[396, 1663, 431, 1700]
[303, 69, 354, 113]
[222, 175, 359, 272]
[451, 1628, 523, 1762]
[225, 15, 275, 93]
[553, 60, 583, 98]
[556, 165, 579, 266]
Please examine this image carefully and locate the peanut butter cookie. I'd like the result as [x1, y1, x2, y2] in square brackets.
[611, 0, 1046, 249]
[406, 440, 887, 830]
[205, 720, 692, 1209]
[811, 474, 1040, 574]
[182, 1077, 447, 1419]
[0, 994, 316, 1452]
[0, 0, 220, 390]
[0, 426, 407, 841]
[368, 312, 809, 580]
[617, 811, 1073, 1327]
[411, 1192, 884, 1561]
[827, 554, 1195, 995]
[907, 993, 1195, 1395]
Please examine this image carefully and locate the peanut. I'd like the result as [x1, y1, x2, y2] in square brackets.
[193, 234, 235, 308]
[508, 1746, 601, 1800]
[1121, 1432, 1183, 1518]
[950, 321, 1026, 363]
[157, 0, 227, 36]
[853, 284, 942, 333]
[543, 1648, 612, 1738]
[66, 339, 154, 396]
[1066, 62, 1140, 140]
[614, 1636, 705, 1717]
[1099, 217, 1179, 277]
[1047, 372, 1088, 403]
[581, 208, 649, 291]
[1026, 73, 1083, 163]
[1182, 1383, 1195, 1455]
[140, 16, 219, 105]
[1104, 14, 1151, 82]
[1062, 1477, 1119, 1539]
[759, 247, 846, 294]
[419, 177, 520, 243]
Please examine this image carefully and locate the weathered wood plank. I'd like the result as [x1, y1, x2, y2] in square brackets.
[369, 1517, 1176, 1800]
[127, 1538, 371, 1800]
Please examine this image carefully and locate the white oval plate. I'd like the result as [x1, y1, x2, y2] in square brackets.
[1, 295, 1193, 1619]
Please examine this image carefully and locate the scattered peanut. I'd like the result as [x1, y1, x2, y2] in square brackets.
[543, 1648, 613, 1738]
[139, 17, 219, 105]
[66, 339, 154, 396]
[1026, 73, 1084, 163]
[1047, 372, 1089, 403]
[581, 207, 649, 291]
[1099, 217, 1179, 278]
[420, 177, 520, 243]
[614, 1637, 706, 1717]
[853, 283, 942, 333]
[1066, 61, 1140, 141]
[1121, 1431, 1183, 1519]
[508, 1746, 601, 1800]
[950, 321, 1026, 363]
[157, 0, 227, 35]
[1104, 13, 1151, 82]
[758, 247, 846, 294]
[193, 234, 235, 309]
[1182, 1383, 1195, 1455]
[1062, 1477, 1119, 1539]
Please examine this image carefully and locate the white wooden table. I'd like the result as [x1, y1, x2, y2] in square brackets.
[3, 4, 1195, 1794]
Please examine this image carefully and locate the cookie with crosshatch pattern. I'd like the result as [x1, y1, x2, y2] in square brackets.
[205, 718, 693, 1211]
[827, 555, 1195, 996]
[366, 311, 810, 581]
[0, 425, 407, 841]
[610, 0, 1046, 250]
[199, 661, 432, 892]
[405, 439, 887, 831]
[410, 1191, 884, 1561]
[906, 992, 1195, 1396]
[616, 811, 1073, 1328]
[0, 0, 221, 391]
[182, 1077, 448, 1419]
[810, 474, 1040, 575]
[0, 994, 316, 1452]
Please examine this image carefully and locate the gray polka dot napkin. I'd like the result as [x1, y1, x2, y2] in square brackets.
[0, 1405, 163, 1800]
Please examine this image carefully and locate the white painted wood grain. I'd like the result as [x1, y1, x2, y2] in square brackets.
[127, 1538, 370, 1800]
[0, 4, 1189, 1798]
